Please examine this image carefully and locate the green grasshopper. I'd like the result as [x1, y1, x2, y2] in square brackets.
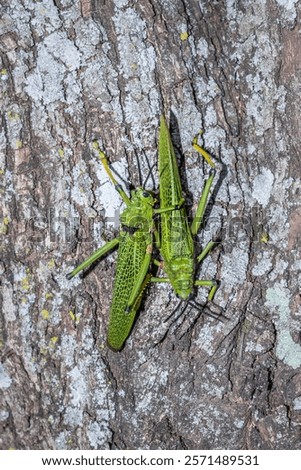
[156, 115, 218, 302]
[67, 141, 182, 351]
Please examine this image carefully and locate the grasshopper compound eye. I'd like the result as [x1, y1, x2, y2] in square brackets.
[142, 191, 151, 198]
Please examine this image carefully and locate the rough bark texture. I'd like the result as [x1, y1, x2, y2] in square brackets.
[1, 0, 301, 450]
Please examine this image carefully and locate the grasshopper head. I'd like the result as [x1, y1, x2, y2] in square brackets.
[130, 188, 155, 206]
[137, 188, 156, 206]
[121, 188, 155, 233]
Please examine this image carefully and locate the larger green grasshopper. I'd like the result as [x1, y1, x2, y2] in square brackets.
[157, 115, 218, 301]
[67, 141, 181, 351]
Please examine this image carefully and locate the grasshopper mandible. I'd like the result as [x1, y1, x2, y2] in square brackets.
[156, 115, 218, 301]
[67, 141, 182, 351]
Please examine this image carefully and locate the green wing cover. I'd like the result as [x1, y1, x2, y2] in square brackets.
[158, 115, 193, 262]
[107, 231, 148, 351]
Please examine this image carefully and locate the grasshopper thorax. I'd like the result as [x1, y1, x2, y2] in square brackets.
[120, 188, 155, 233]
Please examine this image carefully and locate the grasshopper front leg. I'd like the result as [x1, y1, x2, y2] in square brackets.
[93, 141, 131, 206]
[67, 141, 135, 280]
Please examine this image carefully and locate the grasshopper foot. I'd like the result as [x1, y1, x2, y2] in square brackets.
[174, 197, 185, 210]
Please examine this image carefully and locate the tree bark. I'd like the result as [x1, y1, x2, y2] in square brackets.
[1, 0, 300, 450]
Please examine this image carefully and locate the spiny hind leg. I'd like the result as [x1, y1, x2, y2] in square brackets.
[190, 133, 216, 236]
[192, 132, 215, 168]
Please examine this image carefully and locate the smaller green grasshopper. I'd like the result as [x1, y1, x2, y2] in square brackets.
[157, 115, 218, 302]
[67, 141, 182, 351]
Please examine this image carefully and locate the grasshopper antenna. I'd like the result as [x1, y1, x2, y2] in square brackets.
[133, 146, 156, 190]
[133, 148, 144, 187]
[143, 161, 156, 191]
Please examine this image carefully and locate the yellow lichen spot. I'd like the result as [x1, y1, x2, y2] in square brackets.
[49, 336, 58, 348]
[7, 110, 20, 121]
[92, 140, 99, 151]
[260, 232, 269, 244]
[69, 310, 80, 324]
[45, 292, 53, 300]
[21, 297, 27, 304]
[21, 276, 30, 292]
[180, 32, 189, 41]
[0, 169, 4, 175]
[131, 63, 138, 70]
[58, 148, 65, 158]
[0, 216, 10, 235]
[47, 259, 55, 269]
[40, 346, 48, 356]
[1, 68, 7, 76]
[15, 140, 23, 149]
[41, 309, 50, 320]
[69, 310, 76, 321]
